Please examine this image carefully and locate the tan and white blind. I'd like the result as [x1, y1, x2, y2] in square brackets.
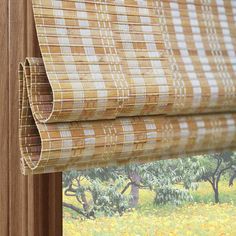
[19, 0, 236, 175]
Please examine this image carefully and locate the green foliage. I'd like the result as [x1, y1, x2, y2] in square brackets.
[63, 155, 206, 218]
[135, 157, 204, 205]
[88, 178, 130, 217]
[63, 168, 131, 218]
[154, 187, 192, 205]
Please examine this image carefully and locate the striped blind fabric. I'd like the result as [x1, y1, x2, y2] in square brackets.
[19, 0, 236, 175]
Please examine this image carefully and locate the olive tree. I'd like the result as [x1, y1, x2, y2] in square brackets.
[63, 156, 204, 218]
[197, 152, 236, 203]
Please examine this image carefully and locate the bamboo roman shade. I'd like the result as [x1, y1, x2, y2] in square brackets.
[19, 0, 236, 175]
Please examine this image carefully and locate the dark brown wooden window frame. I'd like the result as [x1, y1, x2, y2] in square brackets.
[0, 1, 62, 235]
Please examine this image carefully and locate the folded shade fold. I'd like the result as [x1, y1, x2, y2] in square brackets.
[19, 0, 236, 175]
[19, 58, 236, 174]
[31, 0, 236, 122]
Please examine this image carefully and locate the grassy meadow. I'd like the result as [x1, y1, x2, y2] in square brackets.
[63, 181, 236, 236]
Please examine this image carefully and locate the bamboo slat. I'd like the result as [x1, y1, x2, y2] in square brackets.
[29, 0, 236, 122]
[19, 58, 236, 174]
[19, 0, 236, 174]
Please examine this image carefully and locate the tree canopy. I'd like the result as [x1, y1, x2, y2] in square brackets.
[63, 152, 236, 218]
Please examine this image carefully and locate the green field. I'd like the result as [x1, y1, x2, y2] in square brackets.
[63, 181, 236, 236]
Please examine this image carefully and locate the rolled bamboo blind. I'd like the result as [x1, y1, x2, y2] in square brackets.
[19, 0, 236, 175]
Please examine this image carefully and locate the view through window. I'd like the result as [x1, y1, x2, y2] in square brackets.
[63, 152, 236, 235]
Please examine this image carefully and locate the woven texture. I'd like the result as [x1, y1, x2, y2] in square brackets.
[31, 0, 236, 122]
[19, 0, 236, 175]
[19, 59, 236, 174]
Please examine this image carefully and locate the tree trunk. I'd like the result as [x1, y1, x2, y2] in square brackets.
[77, 180, 89, 211]
[214, 189, 219, 203]
[214, 182, 220, 204]
[63, 202, 88, 218]
[229, 171, 236, 187]
[81, 192, 89, 211]
[129, 172, 141, 208]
